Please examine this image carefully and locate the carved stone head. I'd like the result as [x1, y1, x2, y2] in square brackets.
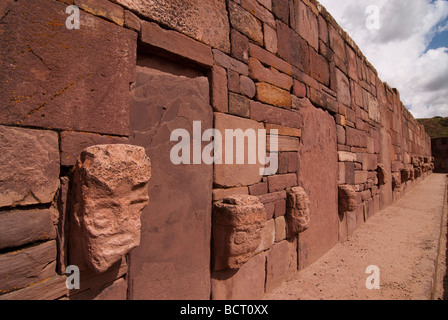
[286, 186, 310, 237]
[70, 144, 151, 273]
[212, 195, 266, 271]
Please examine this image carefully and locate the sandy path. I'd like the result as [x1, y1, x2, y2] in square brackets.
[265, 173, 447, 300]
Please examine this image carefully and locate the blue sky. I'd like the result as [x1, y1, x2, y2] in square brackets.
[319, 0, 448, 119]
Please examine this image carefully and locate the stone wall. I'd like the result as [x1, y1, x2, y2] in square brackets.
[432, 138, 448, 173]
[0, 0, 433, 300]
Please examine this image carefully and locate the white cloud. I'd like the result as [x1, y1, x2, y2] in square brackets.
[318, 0, 448, 119]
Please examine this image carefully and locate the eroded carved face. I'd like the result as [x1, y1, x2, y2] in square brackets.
[71, 144, 151, 273]
[286, 186, 311, 236]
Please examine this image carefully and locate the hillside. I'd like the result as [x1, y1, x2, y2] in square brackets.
[418, 117, 448, 138]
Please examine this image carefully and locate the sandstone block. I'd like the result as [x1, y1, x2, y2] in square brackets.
[231, 29, 250, 63]
[336, 68, 351, 107]
[213, 49, 249, 75]
[75, 0, 124, 26]
[124, 10, 141, 32]
[256, 219, 275, 253]
[239, 76, 256, 99]
[249, 182, 268, 196]
[214, 113, 265, 187]
[268, 174, 297, 192]
[267, 135, 300, 152]
[274, 199, 287, 218]
[0, 0, 136, 135]
[229, 93, 250, 118]
[346, 127, 367, 148]
[291, 0, 319, 51]
[285, 186, 310, 236]
[274, 216, 286, 242]
[141, 22, 213, 68]
[293, 80, 307, 98]
[338, 185, 357, 214]
[60, 131, 129, 166]
[0, 209, 56, 251]
[265, 240, 297, 292]
[272, 0, 289, 24]
[256, 82, 291, 109]
[229, 1, 264, 45]
[266, 124, 301, 137]
[213, 195, 267, 270]
[114, 0, 230, 52]
[69, 144, 151, 273]
[212, 65, 229, 113]
[211, 253, 265, 300]
[276, 20, 310, 73]
[309, 48, 330, 86]
[250, 101, 302, 128]
[241, 0, 275, 28]
[338, 151, 357, 162]
[213, 187, 249, 202]
[257, 190, 287, 205]
[249, 58, 293, 90]
[249, 43, 293, 76]
[0, 241, 56, 294]
[0, 126, 59, 208]
[264, 23, 278, 54]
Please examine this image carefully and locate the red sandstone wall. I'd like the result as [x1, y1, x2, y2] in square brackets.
[0, 0, 433, 300]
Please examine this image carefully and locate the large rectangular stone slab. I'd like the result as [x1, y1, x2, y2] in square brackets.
[214, 113, 265, 187]
[114, 0, 230, 52]
[129, 63, 213, 300]
[0, 0, 137, 135]
[0, 125, 59, 208]
[297, 101, 338, 270]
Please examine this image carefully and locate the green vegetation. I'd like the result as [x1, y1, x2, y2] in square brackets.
[418, 116, 448, 138]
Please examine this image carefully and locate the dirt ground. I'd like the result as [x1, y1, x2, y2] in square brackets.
[265, 173, 447, 300]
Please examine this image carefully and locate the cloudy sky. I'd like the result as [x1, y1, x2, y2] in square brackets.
[319, 0, 448, 119]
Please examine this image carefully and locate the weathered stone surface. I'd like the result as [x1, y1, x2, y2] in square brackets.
[264, 23, 278, 54]
[249, 58, 293, 90]
[213, 195, 267, 270]
[249, 43, 293, 76]
[0, 241, 56, 294]
[267, 135, 300, 152]
[272, 0, 289, 24]
[297, 101, 338, 269]
[129, 66, 213, 300]
[274, 216, 286, 242]
[338, 151, 357, 162]
[309, 87, 339, 113]
[335, 68, 351, 107]
[338, 185, 357, 213]
[346, 127, 367, 148]
[241, 0, 275, 27]
[114, 0, 230, 52]
[309, 48, 330, 86]
[392, 172, 402, 189]
[240, 76, 256, 99]
[268, 174, 297, 192]
[250, 101, 302, 128]
[69, 144, 151, 273]
[377, 163, 388, 185]
[0, 0, 137, 135]
[214, 113, 265, 187]
[211, 253, 265, 300]
[213, 187, 249, 202]
[256, 219, 275, 253]
[249, 182, 268, 196]
[212, 65, 229, 113]
[141, 22, 213, 68]
[229, 93, 250, 118]
[213, 49, 249, 75]
[0, 208, 56, 250]
[229, 1, 264, 45]
[265, 239, 297, 293]
[124, 10, 141, 32]
[60, 131, 129, 166]
[231, 29, 250, 63]
[0, 126, 59, 208]
[266, 124, 301, 137]
[256, 82, 291, 108]
[290, 0, 319, 51]
[285, 186, 311, 237]
[276, 20, 310, 73]
[75, 0, 124, 26]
